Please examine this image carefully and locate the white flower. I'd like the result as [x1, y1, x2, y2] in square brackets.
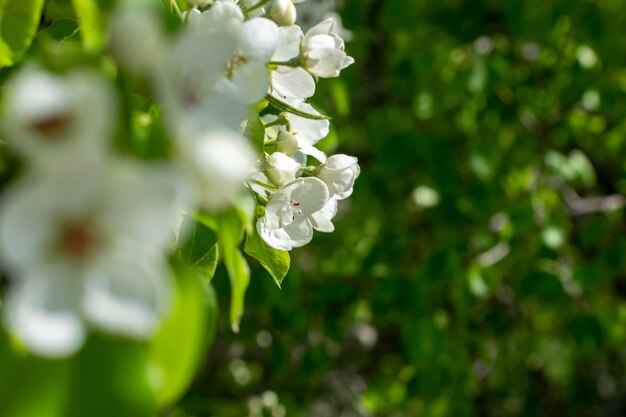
[256, 177, 329, 250]
[269, 18, 353, 78]
[202, 1, 279, 104]
[156, 8, 245, 135]
[0, 159, 187, 357]
[1, 67, 115, 170]
[265, 151, 301, 186]
[317, 154, 360, 199]
[109, 3, 164, 75]
[158, 1, 279, 136]
[302, 18, 354, 78]
[177, 129, 256, 211]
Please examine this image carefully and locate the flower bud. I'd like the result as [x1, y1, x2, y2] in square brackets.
[269, 0, 297, 26]
[276, 130, 299, 155]
[265, 152, 301, 186]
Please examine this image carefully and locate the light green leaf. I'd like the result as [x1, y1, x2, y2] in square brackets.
[179, 216, 220, 283]
[68, 335, 156, 417]
[244, 115, 266, 153]
[245, 228, 290, 288]
[149, 265, 218, 408]
[198, 209, 250, 333]
[0, 352, 73, 417]
[71, 0, 105, 51]
[0, 0, 46, 68]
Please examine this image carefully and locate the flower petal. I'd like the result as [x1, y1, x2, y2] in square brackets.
[83, 251, 170, 339]
[240, 17, 278, 62]
[310, 198, 337, 233]
[257, 217, 293, 250]
[283, 217, 313, 248]
[272, 25, 303, 62]
[285, 177, 329, 215]
[5, 267, 86, 358]
[270, 66, 316, 100]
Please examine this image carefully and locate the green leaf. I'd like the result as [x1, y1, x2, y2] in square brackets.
[245, 228, 290, 288]
[69, 335, 156, 417]
[149, 265, 218, 408]
[71, 0, 105, 51]
[179, 216, 220, 283]
[244, 115, 266, 153]
[198, 209, 250, 333]
[0, 353, 73, 417]
[0, 0, 46, 68]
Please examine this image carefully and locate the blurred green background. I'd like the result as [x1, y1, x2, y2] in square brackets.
[184, 0, 626, 416]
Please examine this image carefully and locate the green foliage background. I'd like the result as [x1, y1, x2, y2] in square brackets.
[182, 0, 626, 416]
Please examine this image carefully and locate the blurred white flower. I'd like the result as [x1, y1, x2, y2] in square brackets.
[256, 177, 329, 250]
[176, 129, 256, 211]
[295, 0, 352, 41]
[265, 151, 301, 186]
[156, 9, 244, 135]
[317, 154, 359, 199]
[109, 3, 165, 75]
[302, 18, 354, 78]
[0, 159, 187, 357]
[1, 67, 115, 171]
[199, 1, 279, 104]
[158, 1, 279, 136]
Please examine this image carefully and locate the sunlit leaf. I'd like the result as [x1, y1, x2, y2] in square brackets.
[245, 228, 290, 288]
[0, 0, 46, 68]
[149, 265, 218, 408]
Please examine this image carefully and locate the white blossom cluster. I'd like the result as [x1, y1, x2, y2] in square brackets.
[0, 0, 357, 356]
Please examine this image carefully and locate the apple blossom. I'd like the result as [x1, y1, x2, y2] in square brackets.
[0, 159, 187, 357]
[302, 18, 354, 78]
[317, 154, 360, 199]
[256, 177, 329, 250]
[1, 67, 115, 170]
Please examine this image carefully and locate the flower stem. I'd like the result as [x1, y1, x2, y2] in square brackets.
[245, 0, 272, 13]
[300, 166, 318, 175]
[263, 115, 288, 128]
[249, 179, 278, 191]
[266, 95, 332, 120]
[170, 0, 183, 20]
[268, 58, 302, 68]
